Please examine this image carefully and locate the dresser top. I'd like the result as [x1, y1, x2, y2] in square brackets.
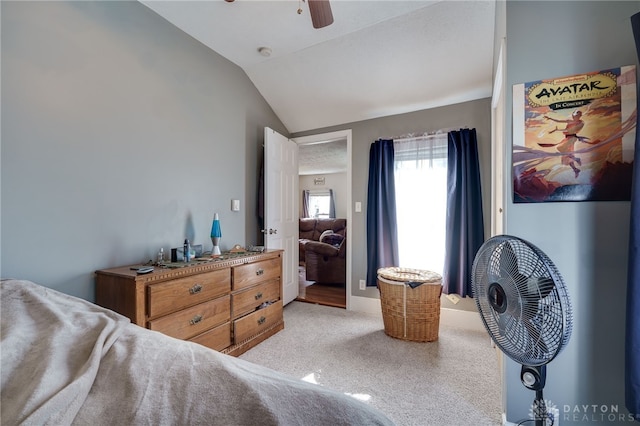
[95, 249, 283, 283]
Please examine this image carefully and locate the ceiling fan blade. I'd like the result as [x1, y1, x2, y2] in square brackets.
[308, 0, 334, 29]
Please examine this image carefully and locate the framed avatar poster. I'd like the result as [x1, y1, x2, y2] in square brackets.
[512, 66, 637, 202]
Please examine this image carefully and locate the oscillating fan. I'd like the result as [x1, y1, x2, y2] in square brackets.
[472, 235, 573, 426]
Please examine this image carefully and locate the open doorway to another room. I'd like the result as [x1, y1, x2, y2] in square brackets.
[296, 136, 349, 309]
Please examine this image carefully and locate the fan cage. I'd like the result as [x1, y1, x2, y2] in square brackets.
[472, 235, 573, 367]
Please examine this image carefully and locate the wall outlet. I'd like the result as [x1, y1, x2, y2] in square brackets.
[446, 294, 460, 304]
[359, 279, 366, 290]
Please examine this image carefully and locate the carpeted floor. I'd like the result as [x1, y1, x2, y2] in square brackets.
[239, 301, 502, 426]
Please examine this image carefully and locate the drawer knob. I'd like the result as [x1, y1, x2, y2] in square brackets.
[257, 316, 266, 325]
[190, 315, 203, 325]
[189, 284, 203, 295]
[255, 292, 263, 300]
[256, 268, 264, 276]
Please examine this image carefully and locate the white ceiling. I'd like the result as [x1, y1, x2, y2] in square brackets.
[298, 139, 348, 175]
[141, 0, 497, 134]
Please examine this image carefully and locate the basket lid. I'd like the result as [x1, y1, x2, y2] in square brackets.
[377, 267, 442, 283]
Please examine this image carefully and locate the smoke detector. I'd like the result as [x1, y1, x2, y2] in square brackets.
[258, 47, 272, 57]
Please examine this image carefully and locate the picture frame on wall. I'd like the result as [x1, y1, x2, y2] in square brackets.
[512, 65, 637, 203]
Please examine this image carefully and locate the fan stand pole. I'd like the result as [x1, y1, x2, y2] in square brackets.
[534, 389, 547, 426]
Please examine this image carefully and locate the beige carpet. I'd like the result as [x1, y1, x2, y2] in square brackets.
[240, 301, 502, 426]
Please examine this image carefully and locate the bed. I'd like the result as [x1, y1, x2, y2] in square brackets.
[1, 279, 393, 425]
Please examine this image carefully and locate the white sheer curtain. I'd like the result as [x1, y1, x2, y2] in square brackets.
[393, 133, 448, 274]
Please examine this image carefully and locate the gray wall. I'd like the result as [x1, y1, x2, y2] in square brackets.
[1, 1, 288, 301]
[293, 98, 492, 299]
[504, 1, 639, 423]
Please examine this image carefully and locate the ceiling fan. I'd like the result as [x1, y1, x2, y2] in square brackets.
[224, 0, 334, 29]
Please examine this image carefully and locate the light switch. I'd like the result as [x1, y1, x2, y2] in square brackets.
[355, 202, 362, 213]
[231, 199, 240, 211]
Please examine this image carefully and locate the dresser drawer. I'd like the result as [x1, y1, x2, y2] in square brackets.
[233, 258, 281, 291]
[147, 269, 230, 319]
[233, 300, 283, 343]
[148, 295, 230, 340]
[231, 279, 280, 319]
[189, 322, 231, 351]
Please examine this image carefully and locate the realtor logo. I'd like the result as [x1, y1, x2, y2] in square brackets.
[529, 399, 559, 425]
[562, 404, 637, 423]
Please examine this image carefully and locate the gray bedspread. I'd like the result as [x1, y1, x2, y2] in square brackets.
[1, 279, 394, 425]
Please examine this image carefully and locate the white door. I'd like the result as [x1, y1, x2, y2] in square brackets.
[264, 127, 299, 305]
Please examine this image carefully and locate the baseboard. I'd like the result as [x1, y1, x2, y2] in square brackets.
[348, 295, 381, 314]
[502, 413, 516, 426]
[348, 295, 486, 333]
[502, 409, 560, 426]
[440, 307, 485, 332]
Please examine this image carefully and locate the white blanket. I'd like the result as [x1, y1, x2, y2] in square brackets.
[1, 279, 394, 425]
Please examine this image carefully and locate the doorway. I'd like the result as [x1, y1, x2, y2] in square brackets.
[294, 130, 352, 310]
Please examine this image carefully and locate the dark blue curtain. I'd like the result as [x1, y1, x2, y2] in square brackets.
[329, 189, 336, 218]
[366, 139, 399, 286]
[442, 128, 484, 297]
[626, 10, 640, 422]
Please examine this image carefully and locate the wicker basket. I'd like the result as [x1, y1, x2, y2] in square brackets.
[377, 267, 443, 342]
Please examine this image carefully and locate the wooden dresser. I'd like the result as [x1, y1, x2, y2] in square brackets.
[95, 250, 284, 356]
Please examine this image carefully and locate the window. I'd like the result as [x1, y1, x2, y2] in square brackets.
[394, 135, 448, 274]
[302, 189, 336, 218]
[308, 191, 331, 218]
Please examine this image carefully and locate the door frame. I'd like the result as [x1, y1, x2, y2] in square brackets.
[294, 129, 352, 310]
[491, 38, 506, 238]
[491, 37, 507, 419]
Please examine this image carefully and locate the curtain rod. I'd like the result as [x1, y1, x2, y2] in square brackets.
[388, 127, 467, 143]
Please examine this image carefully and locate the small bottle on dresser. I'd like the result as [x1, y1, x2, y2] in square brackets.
[183, 239, 190, 263]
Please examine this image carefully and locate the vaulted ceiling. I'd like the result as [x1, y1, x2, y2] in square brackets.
[141, 0, 497, 134]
